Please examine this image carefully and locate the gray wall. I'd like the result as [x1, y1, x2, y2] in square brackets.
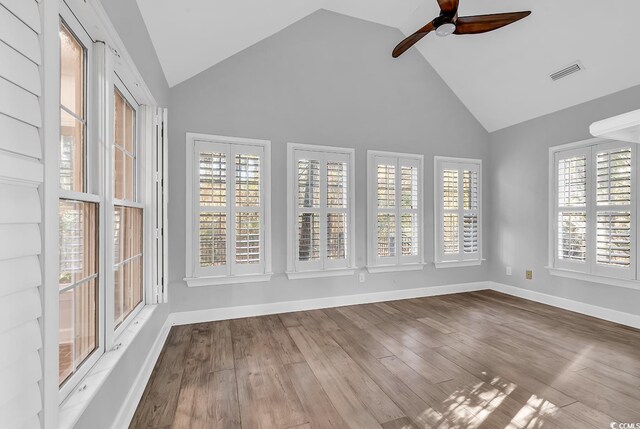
[167, 10, 491, 314]
[99, 0, 170, 106]
[489, 84, 640, 315]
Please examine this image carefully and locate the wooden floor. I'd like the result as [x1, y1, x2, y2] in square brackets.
[131, 291, 640, 428]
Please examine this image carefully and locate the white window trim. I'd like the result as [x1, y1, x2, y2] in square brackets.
[50, 0, 165, 424]
[433, 156, 483, 268]
[366, 150, 426, 273]
[547, 137, 640, 290]
[286, 143, 356, 280]
[184, 132, 273, 287]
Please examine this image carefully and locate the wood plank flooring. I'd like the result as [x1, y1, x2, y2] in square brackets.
[130, 291, 640, 428]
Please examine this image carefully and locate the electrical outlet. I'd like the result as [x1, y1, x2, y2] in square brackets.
[506, 266, 512, 276]
[526, 270, 533, 280]
[359, 273, 365, 283]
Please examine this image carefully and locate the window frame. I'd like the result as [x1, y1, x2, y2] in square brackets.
[184, 133, 272, 287]
[366, 150, 425, 273]
[286, 143, 356, 279]
[433, 156, 483, 268]
[548, 137, 639, 289]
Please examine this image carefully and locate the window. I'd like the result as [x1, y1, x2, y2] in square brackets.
[367, 151, 424, 273]
[58, 20, 101, 390]
[185, 133, 272, 286]
[286, 144, 356, 279]
[112, 87, 144, 329]
[434, 157, 482, 267]
[550, 139, 636, 283]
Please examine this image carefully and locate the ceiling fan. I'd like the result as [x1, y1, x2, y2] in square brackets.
[392, 0, 531, 58]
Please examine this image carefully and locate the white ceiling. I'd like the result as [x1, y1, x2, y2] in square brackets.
[136, 0, 640, 131]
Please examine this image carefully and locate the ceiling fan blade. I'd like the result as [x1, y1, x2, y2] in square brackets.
[437, 0, 459, 14]
[454, 11, 530, 34]
[392, 21, 435, 58]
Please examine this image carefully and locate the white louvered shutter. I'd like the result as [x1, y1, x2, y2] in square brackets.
[152, 108, 168, 303]
[0, 0, 44, 428]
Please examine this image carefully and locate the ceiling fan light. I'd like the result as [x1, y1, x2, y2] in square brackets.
[435, 22, 456, 37]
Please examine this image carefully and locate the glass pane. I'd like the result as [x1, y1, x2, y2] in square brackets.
[327, 162, 347, 208]
[463, 214, 478, 253]
[236, 212, 261, 264]
[443, 170, 458, 210]
[327, 213, 348, 260]
[200, 152, 227, 206]
[119, 256, 143, 326]
[59, 109, 84, 192]
[401, 166, 418, 209]
[125, 102, 135, 154]
[114, 263, 123, 326]
[114, 90, 125, 149]
[298, 159, 320, 208]
[125, 154, 134, 201]
[59, 200, 98, 288]
[298, 213, 320, 261]
[443, 213, 459, 254]
[114, 89, 136, 202]
[114, 206, 143, 329]
[597, 148, 631, 206]
[597, 212, 631, 267]
[60, 24, 84, 117]
[200, 213, 227, 267]
[558, 212, 587, 261]
[463, 170, 478, 211]
[558, 156, 587, 207]
[377, 164, 395, 208]
[58, 288, 74, 385]
[401, 213, 418, 256]
[114, 147, 125, 200]
[377, 213, 396, 257]
[75, 278, 98, 363]
[235, 154, 260, 207]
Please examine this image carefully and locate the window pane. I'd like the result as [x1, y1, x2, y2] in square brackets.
[597, 148, 631, 206]
[401, 213, 418, 256]
[298, 213, 320, 261]
[125, 102, 135, 154]
[236, 212, 261, 264]
[401, 166, 418, 209]
[377, 164, 395, 208]
[200, 152, 227, 206]
[59, 200, 98, 288]
[327, 161, 347, 208]
[597, 212, 631, 267]
[60, 109, 84, 192]
[114, 147, 125, 200]
[125, 154, 134, 201]
[327, 213, 347, 260]
[236, 154, 260, 207]
[114, 89, 136, 202]
[58, 288, 73, 385]
[298, 159, 320, 208]
[443, 170, 458, 210]
[443, 213, 459, 254]
[377, 213, 396, 257]
[199, 213, 226, 267]
[463, 214, 478, 253]
[463, 170, 478, 211]
[60, 24, 84, 117]
[558, 156, 587, 207]
[114, 206, 143, 328]
[558, 212, 587, 261]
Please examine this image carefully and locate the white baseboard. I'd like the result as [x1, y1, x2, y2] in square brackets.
[489, 281, 640, 330]
[168, 281, 491, 326]
[110, 318, 172, 429]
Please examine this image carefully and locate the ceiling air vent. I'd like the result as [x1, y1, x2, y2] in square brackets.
[550, 61, 584, 81]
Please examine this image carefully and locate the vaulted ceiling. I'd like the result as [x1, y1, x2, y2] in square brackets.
[136, 0, 640, 131]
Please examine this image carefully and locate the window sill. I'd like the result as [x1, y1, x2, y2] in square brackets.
[366, 263, 426, 274]
[59, 305, 159, 429]
[184, 273, 274, 287]
[285, 268, 356, 280]
[434, 259, 485, 269]
[546, 266, 640, 291]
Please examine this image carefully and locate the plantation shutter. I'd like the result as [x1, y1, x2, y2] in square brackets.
[0, 0, 44, 428]
[152, 108, 168, 303]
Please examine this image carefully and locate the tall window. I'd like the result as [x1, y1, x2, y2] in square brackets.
[287, 144, 356, 278]
[434, 157, 482, 267]
[367, 151, 424, 272]
[185, 134, 271, 286]
[551, 140, 635, 281]
[113, 88, 143, 328]
[58, 21, 100, 387]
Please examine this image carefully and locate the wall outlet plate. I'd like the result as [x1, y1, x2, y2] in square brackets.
[526, 270, 533, 280]
[506, 266, 512, 276]
[359, 273, 365, 283]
